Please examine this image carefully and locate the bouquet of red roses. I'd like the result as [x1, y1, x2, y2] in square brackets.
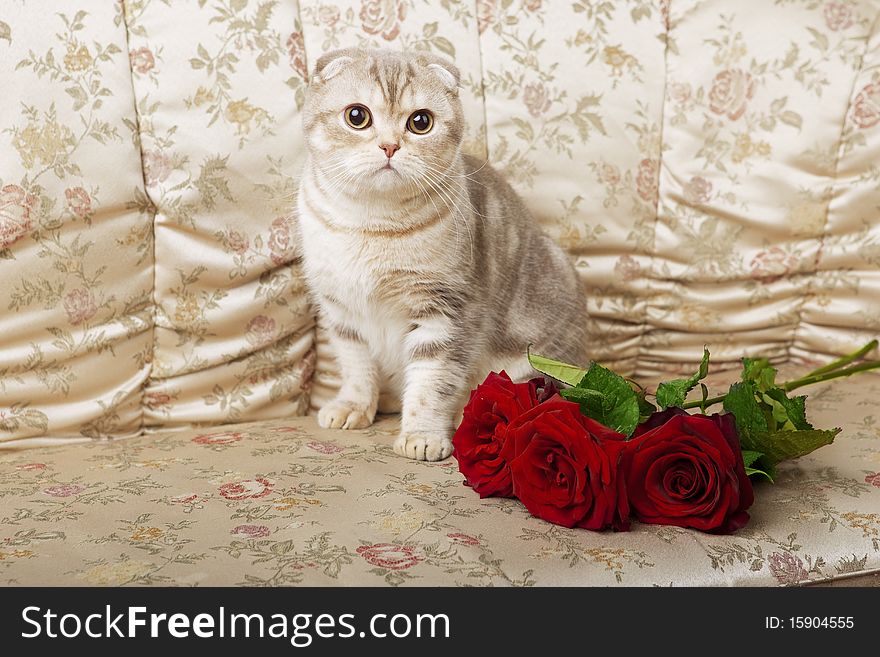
[452, 342, 880, 534]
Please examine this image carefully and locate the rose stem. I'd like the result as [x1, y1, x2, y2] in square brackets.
[782, 360, 880, 392]
[680, 359, 880, 410]
[802, 340, 879, 378]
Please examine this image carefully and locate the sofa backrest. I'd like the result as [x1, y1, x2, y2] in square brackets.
[2, 0, 879, 445]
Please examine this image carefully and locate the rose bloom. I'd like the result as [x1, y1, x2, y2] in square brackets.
[864, 472, 880, 488]
[669, 81, 691, 104]
[64, 43, 92, 72]
[447, 532, 480, 546]
[524, 0, 542, 11]
[169, 494, 200, 505]
[306, 440, 345, 454]
[287, 31, 308, 80]
[852, 82, 880, 129]
[129, 47, 155, 74]
[621, 408, 754, 534]
[768, 551, 808, 585]
[226, 229, 249, 254]
[523, 82, 551, 118]
[44, 483, 85, 497]
[142, 150, 172, 185]
[268, 216, 293, 265]
[219, 478, 273, 500]
[356, 543, 423, 570]
[683, 176, 712, 205]
[614, 254, 641, 282]
[476, 0, 497, 34]
[0, 184, 38, 250]
[708, 69, 755, 121]
[749, 246, 799, 283]
[231, 524, 271, 539]
[16, 463, 47, 471]
[144, 391, 173, 410]
[824, 2, 853, 31]
[192, 431, 243, 445]
[318, 5, 340, 26]
[452, 371, 556, 498]
[65, 187, 91, 219]
[502, 397, 629, 530]
[600, 163, 620, 186]
[63, 288, 97, 325]
[245, 315, 278, 347]
[635, 158, 658, 203]
[359, 0, 407, 41]
[225, 99, 256, 126]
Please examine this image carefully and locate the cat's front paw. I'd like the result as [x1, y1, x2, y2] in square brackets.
[317, 399, 375, 430]
[393, 432, 453, 461]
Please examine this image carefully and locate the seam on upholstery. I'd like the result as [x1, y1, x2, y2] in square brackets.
[120, 1, 159, 437]
[632, 9, 671, 378]
[296, 0, 319, 408]
[786, 11, 879, 363]
[472, 0, 491, 162]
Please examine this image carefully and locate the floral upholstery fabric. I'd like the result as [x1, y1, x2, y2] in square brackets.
[2, 0, 879, 437]
[2, 1, 880, 586]
[2, 369, 879, 586]
[0, 5, 153, 446]
[124, 1, 315, 429]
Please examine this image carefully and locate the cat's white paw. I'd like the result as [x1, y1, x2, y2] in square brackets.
[393, 432, 453, 461]
[317, 400, 375, 430]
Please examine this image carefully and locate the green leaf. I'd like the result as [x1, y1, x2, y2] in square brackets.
[741, 449, 774, 482]
[745, 464, 774, 482]
[655, 348, 710, 409]
[750, 428, 840, 466]
[741, 357, 777, 392]
[637, 393, 657, 423]
[740, 450, 763, 468]
[761, 388, 811, 431]
[528, 349, 588, 387]
[560, 363, 640, 436]
[722, 381, 767, 452]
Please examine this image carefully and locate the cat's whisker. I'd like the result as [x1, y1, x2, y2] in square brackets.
[419, 168, 474, 261]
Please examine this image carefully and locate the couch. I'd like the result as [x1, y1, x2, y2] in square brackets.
[1, 0, 879, 586]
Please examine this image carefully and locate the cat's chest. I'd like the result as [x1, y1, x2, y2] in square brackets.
[299, 219, 425, 310]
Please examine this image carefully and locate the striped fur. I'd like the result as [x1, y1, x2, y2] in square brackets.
[297, 49, 587, 461]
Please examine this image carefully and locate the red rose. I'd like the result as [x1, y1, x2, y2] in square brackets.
[503, 397, 629, 530]
[452, 371, 556, 498]
[622, 410, 754, 534]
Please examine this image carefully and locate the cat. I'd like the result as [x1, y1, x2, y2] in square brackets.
[296, 48, 587, 461]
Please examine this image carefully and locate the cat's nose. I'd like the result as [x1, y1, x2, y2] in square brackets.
[379, 143, 399, 158]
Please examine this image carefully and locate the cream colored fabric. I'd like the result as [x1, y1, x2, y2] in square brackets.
[0, 4, 153, 446]
[3, 1, 880, 440]
[124, 1, 315, 428]
[2, 369, 878, 586]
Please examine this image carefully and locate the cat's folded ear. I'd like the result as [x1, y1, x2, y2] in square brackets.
[311, 48, 360, 85]
[417, 53, 461, 93]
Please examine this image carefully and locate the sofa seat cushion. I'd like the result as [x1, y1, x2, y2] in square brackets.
[2, 370, 879, 587]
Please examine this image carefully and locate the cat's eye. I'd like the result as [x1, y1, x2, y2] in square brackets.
[407, 110, 434, 135]
[343, 104, 372, 130]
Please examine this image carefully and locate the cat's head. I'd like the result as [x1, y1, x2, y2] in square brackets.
[302, 48, 463, 194]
